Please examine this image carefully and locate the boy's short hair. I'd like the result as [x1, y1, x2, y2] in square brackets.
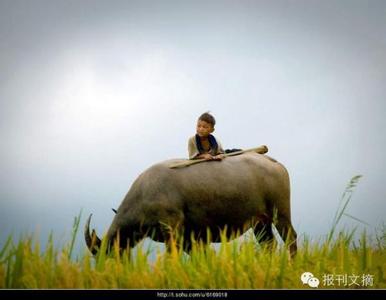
[198, 112, 216, 127]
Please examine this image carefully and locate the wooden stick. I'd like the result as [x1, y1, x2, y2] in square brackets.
[169, 145, 268, 169]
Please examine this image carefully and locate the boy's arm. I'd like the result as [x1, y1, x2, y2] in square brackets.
[212, 138, 225, 160]
[188, 137, 200, 159]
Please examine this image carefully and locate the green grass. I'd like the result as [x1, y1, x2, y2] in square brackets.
[0, 176, 385, 289]
[0, 228, 385, 289]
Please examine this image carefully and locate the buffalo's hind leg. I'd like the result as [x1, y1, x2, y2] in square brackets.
[275, 214, 297, 257]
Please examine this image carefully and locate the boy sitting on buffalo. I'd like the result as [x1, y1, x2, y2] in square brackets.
[188, 112, 241, 161]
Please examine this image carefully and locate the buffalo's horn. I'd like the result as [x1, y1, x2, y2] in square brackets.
[112, 208, 117, 214]
[84, 214, 101, 255]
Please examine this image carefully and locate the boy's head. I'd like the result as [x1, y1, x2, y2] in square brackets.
[196, 112, 216, 137]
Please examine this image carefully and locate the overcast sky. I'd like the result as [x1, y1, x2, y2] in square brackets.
[1, 0, 385, 252]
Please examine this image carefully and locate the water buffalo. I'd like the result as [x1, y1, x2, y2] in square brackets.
[85, 152, 297, 256]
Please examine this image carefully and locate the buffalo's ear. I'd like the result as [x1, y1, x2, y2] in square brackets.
[112, 208, 117, 214]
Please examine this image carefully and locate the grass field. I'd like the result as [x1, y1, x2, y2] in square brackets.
[1, 176, 385, 289]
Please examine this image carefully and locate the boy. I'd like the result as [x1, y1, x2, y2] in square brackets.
[188, 112, 225, 160]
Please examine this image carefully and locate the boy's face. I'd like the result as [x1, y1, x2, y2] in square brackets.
[196, 120, 214, 138]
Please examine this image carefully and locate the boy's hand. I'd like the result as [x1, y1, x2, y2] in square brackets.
[198, 153, 224, 161]
[199, 153, 214, 160]
[212, 154, 225, 161]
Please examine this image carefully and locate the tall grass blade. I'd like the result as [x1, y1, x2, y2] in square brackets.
[360, 230, 368, 272]
[10, 240, 24, 288]
[67, 210, 82, 260]
[0, 236, 12, 262]
[343, 213, 370, 226]
[328, 175, 362, 243]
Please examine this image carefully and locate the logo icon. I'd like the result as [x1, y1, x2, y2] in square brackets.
[301, 272, 320, 288]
